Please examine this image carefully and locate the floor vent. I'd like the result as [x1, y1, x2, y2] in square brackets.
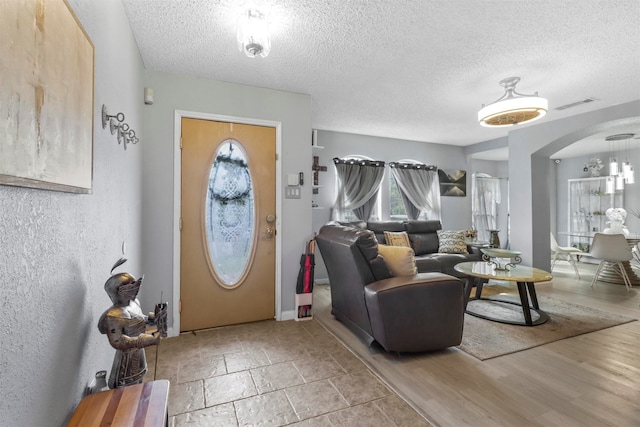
[554, 98, 597, 111]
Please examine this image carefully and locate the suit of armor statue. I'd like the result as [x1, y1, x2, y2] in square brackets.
[98, 259, 166, 389]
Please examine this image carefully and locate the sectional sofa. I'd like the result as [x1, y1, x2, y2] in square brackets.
[316, 222, 466, 352]
[344, 220, 482, 278]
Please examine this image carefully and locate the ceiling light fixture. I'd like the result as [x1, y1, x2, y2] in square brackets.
[478, 77, 548, 127]
[237, 9, 270, 58]
[605, 133, 635, 187]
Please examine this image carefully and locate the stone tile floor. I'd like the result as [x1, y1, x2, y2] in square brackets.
[146, 319, 430, 426]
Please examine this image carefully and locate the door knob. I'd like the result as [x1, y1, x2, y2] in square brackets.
[266, 227, 275, 238]
[266, 214, 276, 223]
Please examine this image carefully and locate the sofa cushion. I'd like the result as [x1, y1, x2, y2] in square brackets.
[437, 230, 469, 254]
[337, 220, 367, 229]
[384, 231, 411, 247]
[319, 222, 380, 263]
[428, 253, 474, 278]
[408, 233, 438, 255]
[413, 256, 443, 273]
[367, 221, 405, 244]
[378, 244, 417, 276]
[370, 255, 393, 281]
[403, 220, 440, 255]
[404, 220, 442, 233]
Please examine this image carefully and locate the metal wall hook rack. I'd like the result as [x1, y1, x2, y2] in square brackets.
[101, 104, 139, 150]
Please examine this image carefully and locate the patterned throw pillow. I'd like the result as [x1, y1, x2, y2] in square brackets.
[437, 230, 469, 254]
[378, 244, 417, 276]
[383, 231, 411, 247]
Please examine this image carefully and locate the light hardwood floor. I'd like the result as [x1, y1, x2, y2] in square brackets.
[313, 262, 640, 427]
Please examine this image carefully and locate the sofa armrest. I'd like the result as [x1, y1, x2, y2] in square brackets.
[363, 272, 464, 352]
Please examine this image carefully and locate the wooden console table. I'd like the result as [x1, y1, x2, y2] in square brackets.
[68, 379, 169, 427]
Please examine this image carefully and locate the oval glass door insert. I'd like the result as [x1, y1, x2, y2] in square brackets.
[204, 140, 255, 287]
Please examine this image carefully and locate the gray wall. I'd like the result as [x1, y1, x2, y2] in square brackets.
[0, 0, 145, 425]
[140, 70, 312, 323]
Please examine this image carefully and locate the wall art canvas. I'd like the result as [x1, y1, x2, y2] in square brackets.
[438, 169, 467, 197]
[0, 0, 94, 193]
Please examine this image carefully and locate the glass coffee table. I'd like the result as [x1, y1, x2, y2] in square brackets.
[454, 261, 553, 326]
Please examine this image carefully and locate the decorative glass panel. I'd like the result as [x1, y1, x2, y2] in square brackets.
[205, 140, 254, 286]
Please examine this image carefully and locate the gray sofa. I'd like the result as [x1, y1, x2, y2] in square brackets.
[316, 222, 465, 353]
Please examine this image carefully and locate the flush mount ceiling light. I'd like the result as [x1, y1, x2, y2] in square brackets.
[478, 77, 548, 127]
[237, 8, 270, 58]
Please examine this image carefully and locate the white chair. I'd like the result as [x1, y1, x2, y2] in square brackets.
[589, 232, 633, 292]
[550, 232, 583, 278]
[632, 242, 640, 269]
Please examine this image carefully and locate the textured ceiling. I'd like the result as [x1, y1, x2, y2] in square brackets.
[121, 0, 640, 155]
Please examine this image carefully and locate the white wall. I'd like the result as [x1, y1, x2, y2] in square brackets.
[139, 70, 312, 324]
[0, 0, 145, 425]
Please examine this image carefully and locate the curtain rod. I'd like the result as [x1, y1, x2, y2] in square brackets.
[475, 175, 509, 180]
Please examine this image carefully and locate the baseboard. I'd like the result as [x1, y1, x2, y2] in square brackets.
[280, 309, 296, 321]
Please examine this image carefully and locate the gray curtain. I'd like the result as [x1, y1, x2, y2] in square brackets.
[389, 162, 441, 220]
[332, 158, 385, 221]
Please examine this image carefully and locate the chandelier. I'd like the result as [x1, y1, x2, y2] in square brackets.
[237, 9, 271, 58]
[478, 77, 548, 127]
[605, 133, 635, 193]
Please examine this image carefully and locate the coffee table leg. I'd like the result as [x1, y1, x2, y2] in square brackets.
[516, 282, 533, 325]
[463, 276, 474, 307]
[475, 278, 485, 299]
[526, 282, 540, 309]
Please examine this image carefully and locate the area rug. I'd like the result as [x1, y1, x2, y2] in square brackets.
[458, 295, 636, 360]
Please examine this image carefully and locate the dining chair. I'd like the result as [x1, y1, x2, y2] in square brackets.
[632, 242, 640, 269]
[550, 232, 583, 278]
[589, 232, 633, 291]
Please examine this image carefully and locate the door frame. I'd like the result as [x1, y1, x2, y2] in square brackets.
[172, 110, 283, 335]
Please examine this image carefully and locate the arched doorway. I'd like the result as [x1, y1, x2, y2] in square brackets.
[507, 101, 640, 269]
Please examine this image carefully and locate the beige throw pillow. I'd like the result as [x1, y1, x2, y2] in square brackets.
[383, 231, 411, 247]
[437, 230, 469, 254]
[378, 244, 418, 276]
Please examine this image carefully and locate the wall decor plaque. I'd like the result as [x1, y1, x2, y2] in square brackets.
[438, 169, 467, 197]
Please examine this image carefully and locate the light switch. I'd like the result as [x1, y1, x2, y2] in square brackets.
[287, 174, 299, 186]
[285, 186, 301, 199]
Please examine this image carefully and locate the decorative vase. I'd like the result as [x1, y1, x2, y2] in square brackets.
[489, 230, 500, 248]
[90, 370, 108, 394]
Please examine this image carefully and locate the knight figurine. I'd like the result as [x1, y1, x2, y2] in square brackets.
[98, 258, 167, 388]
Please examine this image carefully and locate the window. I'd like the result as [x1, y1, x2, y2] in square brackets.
[389, 174, 407, 220]
[388, 159, 430, 220]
